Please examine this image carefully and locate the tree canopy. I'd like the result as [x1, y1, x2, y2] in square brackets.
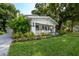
[0, 3, 18, 32]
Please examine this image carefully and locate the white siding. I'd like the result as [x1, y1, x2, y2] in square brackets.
[31, 27, 36, 34]
[31, 18, 55, 25]
[30, 18, 56, 35]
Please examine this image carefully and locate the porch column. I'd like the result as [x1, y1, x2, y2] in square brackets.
[53, 25, 56, 35]
[31, 22, 36, 34]
[53, 25, 56, 33]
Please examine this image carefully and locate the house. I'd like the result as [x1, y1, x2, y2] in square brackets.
[26, 15, 58, 35]
[73, 25, 79, 32]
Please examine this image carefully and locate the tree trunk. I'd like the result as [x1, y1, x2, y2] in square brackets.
[2, 19, 6, 32]
[57, 20, 63, 32]
[71, 20, 74, 32]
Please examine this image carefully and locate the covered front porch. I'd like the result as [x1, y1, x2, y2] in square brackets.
[35, 23, 56, 35]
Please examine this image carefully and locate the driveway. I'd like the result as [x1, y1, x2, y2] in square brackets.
[0, 33, 13, 56]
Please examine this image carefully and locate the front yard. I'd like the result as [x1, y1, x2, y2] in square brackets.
[8, 32, 79, 56]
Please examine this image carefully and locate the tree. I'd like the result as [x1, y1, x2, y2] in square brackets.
[66, 3, 79, 31]
[32, 3, 49, 16]
[8, 15, 31, 33]
[0, 3, 17, 32]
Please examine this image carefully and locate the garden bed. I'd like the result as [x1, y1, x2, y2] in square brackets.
[13, 35, 53, 42]
[12, 32, 56, 42]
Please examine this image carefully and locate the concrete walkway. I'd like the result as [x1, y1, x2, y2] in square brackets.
[0, 33, 13, 56]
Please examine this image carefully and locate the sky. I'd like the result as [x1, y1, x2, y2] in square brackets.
[13, 3, 36, 15]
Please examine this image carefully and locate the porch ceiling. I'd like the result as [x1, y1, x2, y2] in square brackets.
[36, 23, 54, 26]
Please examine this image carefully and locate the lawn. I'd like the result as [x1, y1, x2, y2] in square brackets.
[8, 32, 79, 56]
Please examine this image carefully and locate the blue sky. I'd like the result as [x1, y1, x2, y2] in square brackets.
[13, 3, 36, 15]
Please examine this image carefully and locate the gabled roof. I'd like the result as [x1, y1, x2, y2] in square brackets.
[25, 15, 51, 19]
[25, 15, 58, 25]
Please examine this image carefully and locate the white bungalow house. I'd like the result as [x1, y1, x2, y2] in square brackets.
[26, 15, 58, 35]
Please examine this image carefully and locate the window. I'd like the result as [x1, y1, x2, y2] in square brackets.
[32, 22, 34, 27]
[42, 25, 48, 30]
[36, 24, 39, 30]
[48, 26, 50, 30]
[42, 25, 44, 30]
[45, 25, 48, 30]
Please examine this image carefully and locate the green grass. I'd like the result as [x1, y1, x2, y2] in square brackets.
[8, 32, 79, 56]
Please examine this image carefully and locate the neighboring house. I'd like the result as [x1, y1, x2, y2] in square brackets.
[26, 15, 58, 35]
[73, 25, 79, 32]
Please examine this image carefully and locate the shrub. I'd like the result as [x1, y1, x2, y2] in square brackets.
[8, 15, 31, 33]
[0, 31, 5, 35]
[12, 32, 22, 39]
[59, 30, 67, 35]
[24, 32, 35, 40]
[39, 32, 47, 39]
[46, 33, 53, 37]
[64, 27, 71, 32]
